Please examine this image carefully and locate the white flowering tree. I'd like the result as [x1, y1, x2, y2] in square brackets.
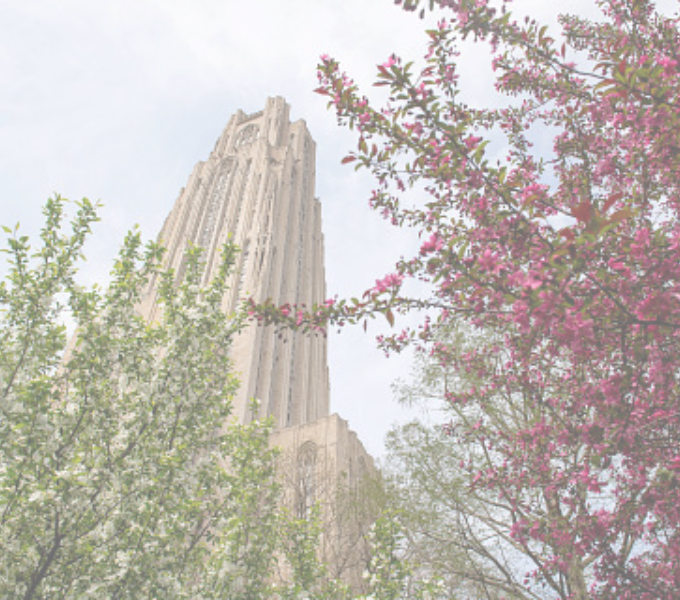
[0, 196, 327, 599]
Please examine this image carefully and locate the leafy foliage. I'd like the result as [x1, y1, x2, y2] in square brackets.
[0, 197, 331, 599]
[362, 510, 444, 600]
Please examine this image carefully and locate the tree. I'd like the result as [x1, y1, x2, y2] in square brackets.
[361, 509, 445, 600]
[257, 0, 680, 596]
[385, 420, 524, 599]
[0, 196, 331, 599]
[385, 324, 593, 599]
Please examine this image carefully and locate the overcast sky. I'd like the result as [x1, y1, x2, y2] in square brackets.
[1, 0, 675, 456]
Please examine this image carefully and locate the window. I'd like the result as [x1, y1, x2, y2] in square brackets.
[235, 239, 250, 299]
[234, 124, 259, 148]
[296, 442, 317, 519]
[198, 160, 233, 250]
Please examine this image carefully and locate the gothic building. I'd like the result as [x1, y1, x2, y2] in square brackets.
[138, 97, 375, 587]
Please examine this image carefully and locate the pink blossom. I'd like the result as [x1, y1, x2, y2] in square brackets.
[464, 135, 482, 150]
[420, 233, 443, 255]
[373, 273, 404, 293]
[382, 55, 396, 69]
[658, 55, 678, 70]
[478, 248, 501, 273]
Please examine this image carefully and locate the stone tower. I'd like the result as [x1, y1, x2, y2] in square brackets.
[139, 97, 330, 429]
[139, 97, 376, 589]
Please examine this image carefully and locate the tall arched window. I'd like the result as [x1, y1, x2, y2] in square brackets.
[198, 159, 233, 250]
[234, 124, 259, 148]
[296, 442, 317, 519]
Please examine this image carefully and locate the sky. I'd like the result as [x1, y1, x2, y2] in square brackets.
[1, 0, 676, 456]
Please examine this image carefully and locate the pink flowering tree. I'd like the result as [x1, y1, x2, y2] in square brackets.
[255, 0, 680, 597]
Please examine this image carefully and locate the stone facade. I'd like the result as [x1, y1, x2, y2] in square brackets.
[271, 414, 377, 590]
[140, 97, 376, 588]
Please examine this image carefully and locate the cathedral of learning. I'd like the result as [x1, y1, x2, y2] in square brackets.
[138, 97, 376, 588]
